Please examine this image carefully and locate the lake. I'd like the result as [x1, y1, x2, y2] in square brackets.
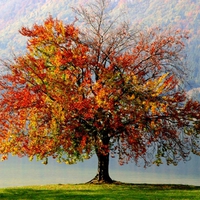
[0, 154, 199, 188]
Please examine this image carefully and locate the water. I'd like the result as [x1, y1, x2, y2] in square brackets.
[0, 154, 199, 188]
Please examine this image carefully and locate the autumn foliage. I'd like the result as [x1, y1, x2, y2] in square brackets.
[0, 0, 200, 183]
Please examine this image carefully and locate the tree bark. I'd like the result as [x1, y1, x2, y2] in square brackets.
[88, 152, 113, 183]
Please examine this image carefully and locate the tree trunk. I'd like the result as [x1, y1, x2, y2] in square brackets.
[88, 152, 113, 183]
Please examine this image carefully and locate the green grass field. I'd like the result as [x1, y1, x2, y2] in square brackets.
[0, 183, 199, 200]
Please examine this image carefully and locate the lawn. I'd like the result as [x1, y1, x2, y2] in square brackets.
[0, 183, 199, 200]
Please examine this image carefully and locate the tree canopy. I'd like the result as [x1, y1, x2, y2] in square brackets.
[0, 0, 200, 183]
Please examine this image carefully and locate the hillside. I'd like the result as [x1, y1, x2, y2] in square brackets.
[0, 0, 199, 88]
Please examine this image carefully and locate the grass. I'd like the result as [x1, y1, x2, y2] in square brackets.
[0, 183, 199, 200]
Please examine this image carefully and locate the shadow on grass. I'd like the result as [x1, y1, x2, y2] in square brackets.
[128, 183, 200, 191]
[0, 188, 105, 200]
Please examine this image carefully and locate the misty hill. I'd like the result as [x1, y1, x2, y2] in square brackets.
[0, 0, 199, 88]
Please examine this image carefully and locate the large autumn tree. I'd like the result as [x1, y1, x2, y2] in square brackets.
[0, 0, 200, 183]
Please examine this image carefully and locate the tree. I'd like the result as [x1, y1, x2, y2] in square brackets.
[0, 0, 200, 183]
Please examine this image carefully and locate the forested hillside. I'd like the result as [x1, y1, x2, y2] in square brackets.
[0, 0, 199, 87]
